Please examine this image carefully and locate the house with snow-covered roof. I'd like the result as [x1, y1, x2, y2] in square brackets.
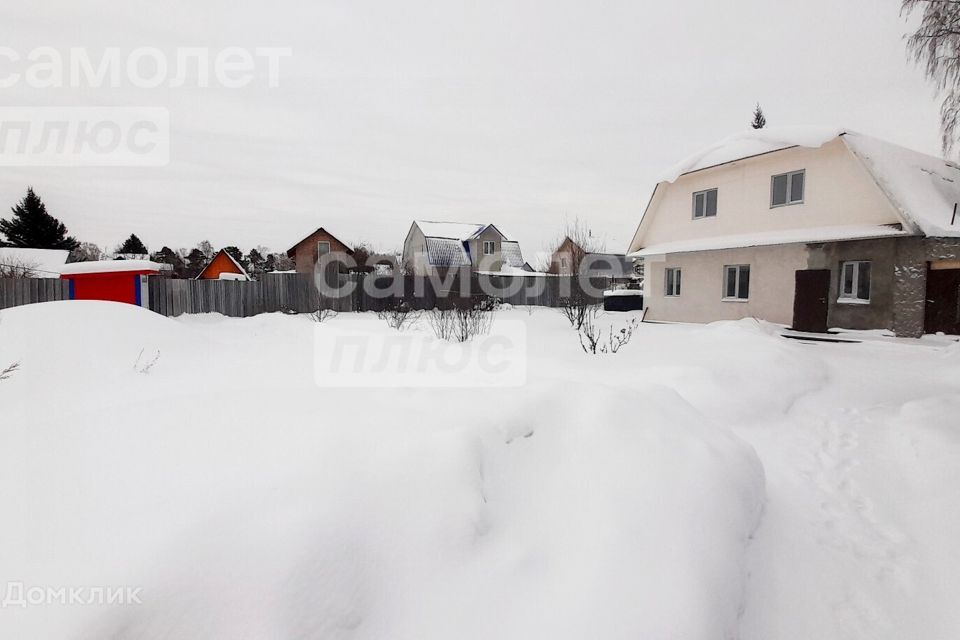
[0, 247, 70, 278]
[402, 221, 533, 275]
[627, 126, 960, 337]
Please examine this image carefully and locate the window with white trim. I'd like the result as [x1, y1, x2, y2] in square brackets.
[483, 240, 495, 255]
[693, 188, 718, 219]
[317, 241, 330, 256]
[723, 265, 750, 300]
[839, 261, 871, 302]
[664, 267, 681, 297]
[771, 170, 805, 207]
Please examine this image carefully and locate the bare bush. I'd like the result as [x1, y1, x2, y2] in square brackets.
[377, 300, 422, 331]
[578, 307, 639, 355]
[428, 297, 499, 342]
[558, 294, 594, 330]
[311, 307, 337, 323]
[311, 296, 337, 323]
[0, 261, 39, 279]
[133, 349, 160, 374]
[0, 362, 19, 381]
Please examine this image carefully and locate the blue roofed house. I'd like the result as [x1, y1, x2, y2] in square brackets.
[402, 221, 534, 275]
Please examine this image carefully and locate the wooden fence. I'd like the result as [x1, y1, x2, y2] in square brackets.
[0, 278, 70, 310]
[0, 273, 612, 317]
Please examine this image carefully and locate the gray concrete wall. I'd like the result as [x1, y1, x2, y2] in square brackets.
[891, 237, 960, 337]
[806, 238, 898, 332]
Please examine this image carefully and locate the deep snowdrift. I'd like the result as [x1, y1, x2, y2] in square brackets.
[2, 302, 960, 639]
[0, 302, 764, 640]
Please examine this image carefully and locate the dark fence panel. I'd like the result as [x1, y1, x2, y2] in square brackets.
[0, 278, 71, 310]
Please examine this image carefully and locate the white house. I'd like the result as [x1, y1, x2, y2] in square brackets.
[627, 126, 960, 336]
[402, 221, 533, 275]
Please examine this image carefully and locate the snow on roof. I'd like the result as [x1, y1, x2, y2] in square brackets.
[59, 260, 164, 275]
[425, 237, 472, 267]
[416, 221, 487, 240]
[651, 126, 960, 240]
[629, 224, 909, 257]
[0, 247, 70, 277]
[500, 241, 526, 268]
[659, 125, 845, 183]
[842, 133, 960, 238]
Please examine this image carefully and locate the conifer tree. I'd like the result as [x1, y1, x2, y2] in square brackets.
[751, 103, 766, 130]
[0, 188, 78, 249]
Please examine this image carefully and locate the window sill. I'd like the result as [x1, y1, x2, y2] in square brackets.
[770, 201, 804, 209]
[722, 297, 749, 303]
[837, 297, 870, 305]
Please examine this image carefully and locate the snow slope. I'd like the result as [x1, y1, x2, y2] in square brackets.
[1, 302, 959, 639]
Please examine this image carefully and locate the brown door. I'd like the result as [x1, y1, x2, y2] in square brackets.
[925, 267, 960, 335]
[793, 269, 831, 333]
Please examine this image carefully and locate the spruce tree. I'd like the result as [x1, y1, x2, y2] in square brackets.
[0, 188, 79, 249]
[751, 103, 767, 130]
[118, 233, 148, 255]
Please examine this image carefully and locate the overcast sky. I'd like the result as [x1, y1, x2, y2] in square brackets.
[0, 0, 942, 259]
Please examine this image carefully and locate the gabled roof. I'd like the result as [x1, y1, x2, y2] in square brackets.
[632, 126, 960, 253]
[414, 221, 514, 267]
[286, 227, 354, 258]
[425, 237, 472, 267]
[0, 247, 69, 277]
[196, 249, 250, 281]
[500, 240, 526, 268]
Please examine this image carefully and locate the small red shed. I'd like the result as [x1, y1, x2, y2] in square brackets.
[60, 260, 164, 306]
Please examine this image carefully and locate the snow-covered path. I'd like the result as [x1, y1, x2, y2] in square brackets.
[1, 301, 958, 639]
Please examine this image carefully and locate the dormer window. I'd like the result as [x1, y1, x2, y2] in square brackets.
[483, 241, 495, 255]
[693, 188, 718, 219]
[771, 170, 805, 207]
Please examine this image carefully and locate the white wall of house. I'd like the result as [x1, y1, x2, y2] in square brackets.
[643, 244, 809, 326]
[629, 138, 902, 252]
[402, 224, 430, 275]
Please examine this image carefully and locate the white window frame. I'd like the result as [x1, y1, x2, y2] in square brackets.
[838, 260, 871, 304]
[317, 241, 331, 256]
[770, 169, 805, 208]
[722, 264, 750, 301]
[664, 267, 681, 297]
[482, 240, 495, 255]
[692, 188, 718, 219]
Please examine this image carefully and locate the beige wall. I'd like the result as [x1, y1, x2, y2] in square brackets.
[643, 244, 809, 325]
[630, 138, 902, 252]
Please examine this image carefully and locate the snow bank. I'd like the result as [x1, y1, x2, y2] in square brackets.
[659, 126, 845, 183]
[0, 301, 764, 639]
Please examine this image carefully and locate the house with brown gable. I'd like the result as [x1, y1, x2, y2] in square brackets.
[286, 227, 354, 275]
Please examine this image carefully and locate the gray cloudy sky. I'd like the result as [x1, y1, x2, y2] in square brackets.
[0, 0, 941, 258]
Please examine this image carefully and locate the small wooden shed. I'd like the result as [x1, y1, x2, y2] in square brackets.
[60, 260, 164, 306]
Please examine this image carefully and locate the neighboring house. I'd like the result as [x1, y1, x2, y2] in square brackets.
[196, 249, 250, 281]
[286, 227, 354, 275]
[548, 236, 636, 278]
[0, 247, 70, 277]
[627, 126, 960, 337]
[402, 221, 533, 275]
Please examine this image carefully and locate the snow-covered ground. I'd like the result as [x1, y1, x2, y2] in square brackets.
[1, 301, 959, 639]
